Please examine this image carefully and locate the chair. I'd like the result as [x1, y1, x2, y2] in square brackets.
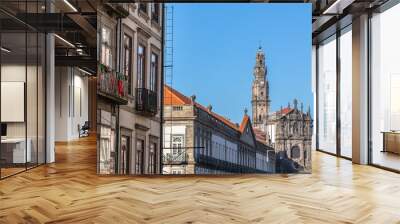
[79, 121, 90, 138]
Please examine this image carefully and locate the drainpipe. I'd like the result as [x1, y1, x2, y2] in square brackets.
[159, 4, 165, 174]
[115, 17, 122, 174]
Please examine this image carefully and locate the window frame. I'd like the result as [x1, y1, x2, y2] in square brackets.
[137, 43, 146, 89]
[101, 25, 113, 69]
[150, 51, 159, 92]
[151, 3, 160, 24]
[139, 3, 148, 14]
[135, 138, 145, 174]
[123, 33, 133, 95]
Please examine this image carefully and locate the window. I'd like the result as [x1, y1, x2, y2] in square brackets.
[317, 35, 337, 154]
[171, 135, 184, 155]
[101, 26, 112, 68]
[172, 170, 183, 174]
[137, 44, 146, 89]
[339, 26, 352, 158]
[173, 106, 183, 111]
[148, 142, 157, 174]
[120, 135, 130, 175]
[370, 4, 400, 171]
[291, 146, 300, 158]
[151, 3, 160, 24]
[135, 139, 145, 174]
[139, 3, 147, 13]
[98, 111, 116, 175]
[123, 34, 132, 95]
[150, 52, 158, 92]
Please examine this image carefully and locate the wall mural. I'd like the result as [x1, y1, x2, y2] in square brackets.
[96, 3, 313, 175]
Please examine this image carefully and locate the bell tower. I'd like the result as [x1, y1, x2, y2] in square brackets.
[251, 46, 269, 132]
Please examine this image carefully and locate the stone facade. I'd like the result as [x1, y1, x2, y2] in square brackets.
[250, 47, 313, 172]
[97, 3, 163, 175]
[163, 86, 276, 174]
[252, 46, 270, 133]
[269, 101, 313, 171]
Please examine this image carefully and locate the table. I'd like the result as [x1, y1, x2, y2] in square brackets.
[382, 131, 400, 154]
[1, 138, 32, 164]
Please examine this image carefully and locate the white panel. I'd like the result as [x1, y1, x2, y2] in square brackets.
[1, 82, 25, 122]
[390, 74, 400, 130]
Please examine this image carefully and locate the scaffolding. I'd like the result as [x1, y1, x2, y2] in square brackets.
[163, 5, 174, 174]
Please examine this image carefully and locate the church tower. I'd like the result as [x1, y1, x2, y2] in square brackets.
[251, 46, 270, 132]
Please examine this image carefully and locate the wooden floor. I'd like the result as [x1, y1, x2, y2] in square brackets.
[1, 136, 400, 224]
[372, 150, 400, 171]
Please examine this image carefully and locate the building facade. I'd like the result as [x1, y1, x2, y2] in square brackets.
[268, 101, 313, 171]
[163, 85, 275, 175]
[97, 3, 163, 175]
[250, 47, 313, 172]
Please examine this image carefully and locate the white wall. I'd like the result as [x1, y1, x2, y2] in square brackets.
[163, 125, 186, 149]
[211, 134, 238, 163]
[55, 67, 89, 141]
[267, 124, 276, 144]
[1, 65, 31, 138]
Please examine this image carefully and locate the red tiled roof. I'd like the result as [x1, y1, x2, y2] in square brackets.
[280, 107, 294, 115]
[239, 115, 250, 133]
[164, 85, 192, 105]
[163, 85, 262, 136]
[195, 102, 239, 131]
[253, 127, 267, 143]
[163, 85, 239, 131]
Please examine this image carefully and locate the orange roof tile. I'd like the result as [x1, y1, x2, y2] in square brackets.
[164, 85, 192, 105]
[239, 115, 250, 133]
[280, 107, 293, 115]
[164, 85, 239, 131]
[253, 127, 267, 143]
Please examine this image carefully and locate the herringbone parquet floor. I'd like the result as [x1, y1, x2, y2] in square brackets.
[1, 136, 400, 224]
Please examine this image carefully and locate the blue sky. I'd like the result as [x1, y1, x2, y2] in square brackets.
[169, 3, 312, 123]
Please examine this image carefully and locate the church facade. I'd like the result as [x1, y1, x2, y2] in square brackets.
[251, 47, 313, 172]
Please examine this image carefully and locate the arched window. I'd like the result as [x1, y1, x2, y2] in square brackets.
[290, 146, 300, 158]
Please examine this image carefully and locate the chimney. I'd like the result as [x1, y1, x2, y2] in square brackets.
[190, 95, 196, 104]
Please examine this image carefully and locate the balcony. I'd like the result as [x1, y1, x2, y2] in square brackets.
[194, 149, 271, 174]
[104, 3, 130, 18]
[163, 150, 188, 165]
[135, 88, 157, 115]
[97, 64, 128, 105]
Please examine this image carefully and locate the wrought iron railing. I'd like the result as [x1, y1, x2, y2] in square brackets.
[104, 3, 130, 18]
[163, 150, 188, 164]
[135, 88, 157, 115]
[97, 63, 128, 104]
[193, 148, 274, 174]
